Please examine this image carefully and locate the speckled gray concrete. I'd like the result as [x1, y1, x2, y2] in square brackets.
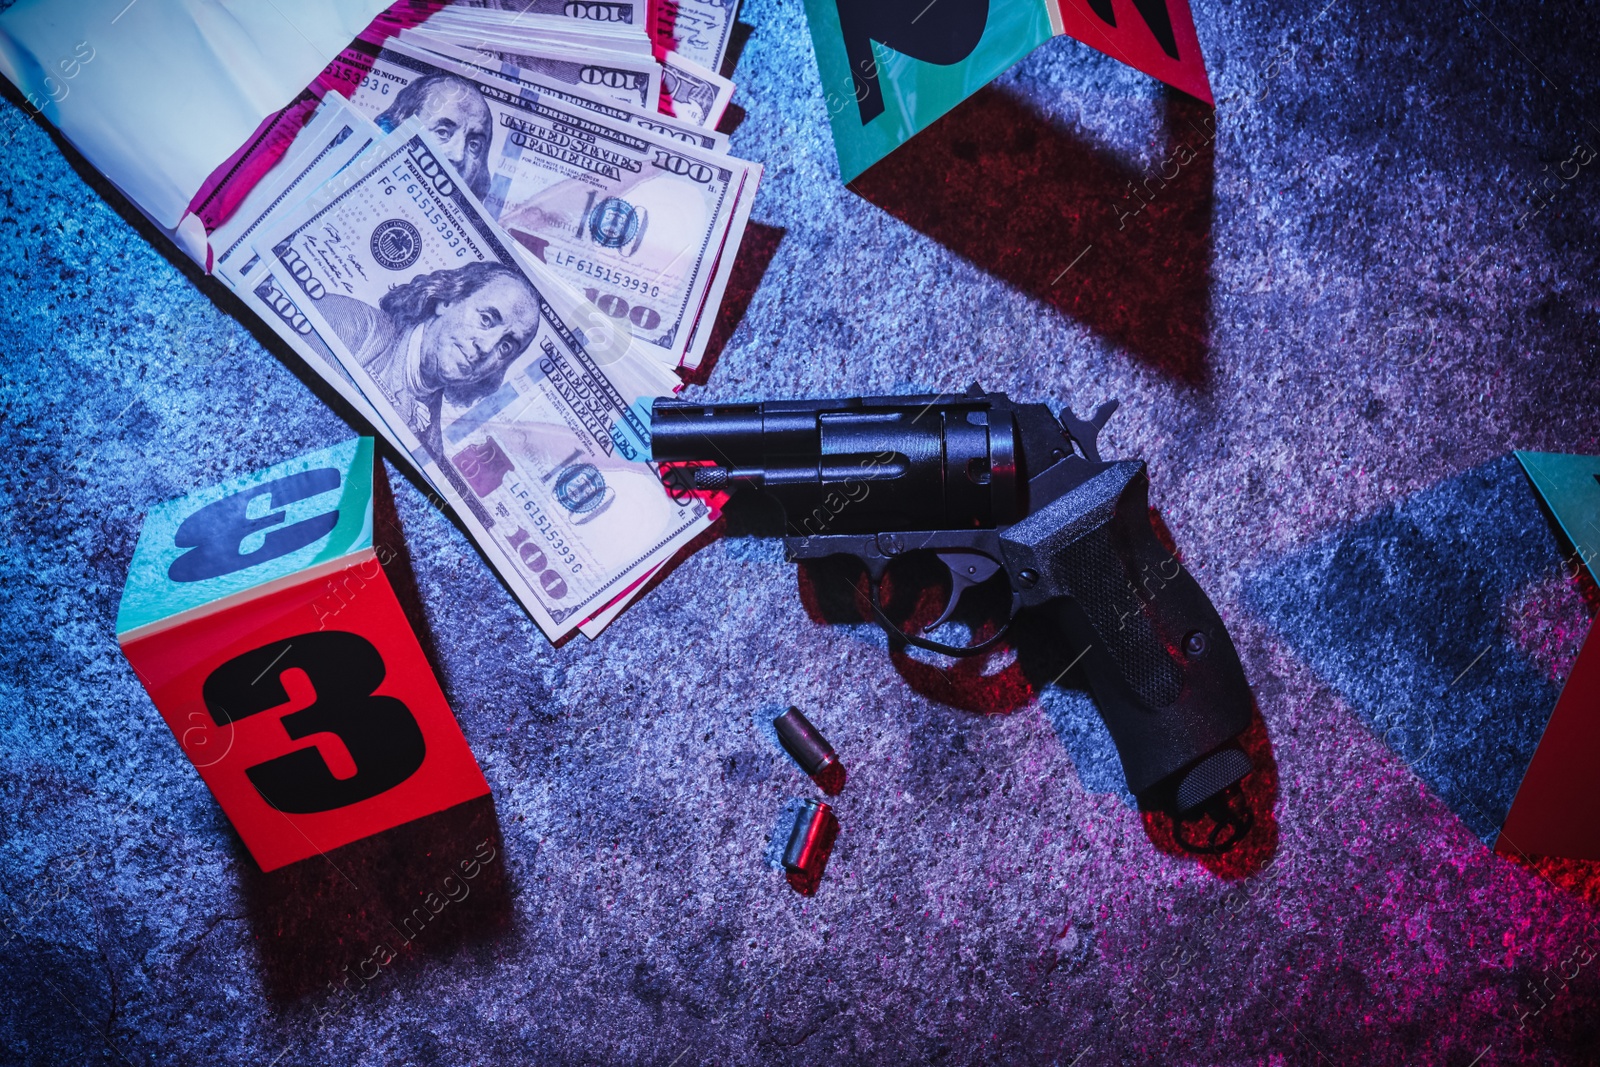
[3, 0, 1600, 1063]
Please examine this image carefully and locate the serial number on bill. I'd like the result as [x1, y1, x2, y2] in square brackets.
[547, 251, 662, 298]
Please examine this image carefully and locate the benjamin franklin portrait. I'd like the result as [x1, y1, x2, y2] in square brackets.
[319, 262, 541, 457]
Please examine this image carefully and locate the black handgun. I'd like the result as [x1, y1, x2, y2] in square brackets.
[651, 386, 1254, 822]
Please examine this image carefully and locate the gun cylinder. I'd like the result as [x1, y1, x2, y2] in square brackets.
[651, 395, 1021, 533]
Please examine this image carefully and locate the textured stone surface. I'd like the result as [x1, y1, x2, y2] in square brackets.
[2, 0, 1600, 1063]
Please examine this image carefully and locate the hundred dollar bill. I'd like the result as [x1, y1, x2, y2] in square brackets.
[417, 6, 653, 53]
[207, 97, 411, 456]
[371, 0, 643, 34]
[500, 41, 661, 113]
[648, 0, 740, 75]
[390, 34, 755, 367]
[577, 561, 657, 637]
[212, 95, 375, 288]
[458, 0, 638, 14]
[400, 28, 728, 151]
[679, 152, 759, 369]
[658, 47, 733, 129]
[319, 37, 756, 369]
[577, 450, 730, 636]
[422, 28, 662, 110]
[416, 31, 661, 111]
[252, 123, 712, 639]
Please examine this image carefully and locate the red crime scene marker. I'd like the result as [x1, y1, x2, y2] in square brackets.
[115, 437, 489, 871]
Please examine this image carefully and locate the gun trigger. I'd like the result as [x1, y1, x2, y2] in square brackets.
[1058, 399, 1120, 464]
[926, 552, 1002, 633]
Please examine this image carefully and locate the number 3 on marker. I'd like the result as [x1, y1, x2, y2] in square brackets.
[201, 632, 426, 813]
[168, 468, 341, 583]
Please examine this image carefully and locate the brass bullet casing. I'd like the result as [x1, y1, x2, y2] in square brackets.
[773, 706, 846, 795]
[782, 798, 839, 896]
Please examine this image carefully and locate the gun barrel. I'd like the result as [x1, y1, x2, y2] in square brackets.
[651, 399, 828, 468]
[650, 394, 1021, 534]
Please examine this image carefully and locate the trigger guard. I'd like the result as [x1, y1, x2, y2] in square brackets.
[867, 577, 1021, 657]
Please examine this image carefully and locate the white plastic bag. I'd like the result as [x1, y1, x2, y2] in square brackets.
[0, 0, 388, 251]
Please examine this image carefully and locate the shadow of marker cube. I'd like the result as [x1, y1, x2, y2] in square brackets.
[1244, 453, 1600, 858]
[115, 437, 488, 871]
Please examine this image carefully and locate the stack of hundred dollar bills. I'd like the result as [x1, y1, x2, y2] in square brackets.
[208, 0, 756, 641]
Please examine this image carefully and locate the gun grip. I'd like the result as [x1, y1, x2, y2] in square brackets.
[1001, 462, 1253, 808]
